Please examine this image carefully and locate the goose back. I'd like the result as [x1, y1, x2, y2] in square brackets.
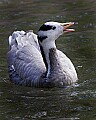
[7, 31, 46, 86]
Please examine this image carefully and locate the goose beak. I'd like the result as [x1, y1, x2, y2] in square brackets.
[61, 22, 76, 33]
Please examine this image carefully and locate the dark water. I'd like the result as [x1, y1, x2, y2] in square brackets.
[0, 0, 96, 119]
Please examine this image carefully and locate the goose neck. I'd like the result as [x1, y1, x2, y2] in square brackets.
[42, 44, 59, 78]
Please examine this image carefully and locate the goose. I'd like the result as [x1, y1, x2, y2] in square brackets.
[7, 21, 78, 87]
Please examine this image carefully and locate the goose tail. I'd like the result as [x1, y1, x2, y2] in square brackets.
[7, 30, 41, 85]
[8, 30, 25, 49]
[8, 30, 40, 51]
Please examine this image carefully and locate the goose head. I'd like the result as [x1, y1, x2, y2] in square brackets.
[37, 22, 76, 79]
[38, 21, 75, 48]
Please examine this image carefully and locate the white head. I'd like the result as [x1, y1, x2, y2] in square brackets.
[38, 22, 75, 77]
[38, 21, 75, 48]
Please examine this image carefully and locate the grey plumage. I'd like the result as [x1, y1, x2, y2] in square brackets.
[7, 22, 78, 87]
[7, 31, 46, 87]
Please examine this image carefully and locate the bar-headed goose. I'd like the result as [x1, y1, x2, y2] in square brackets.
[7, 21, 78, 87]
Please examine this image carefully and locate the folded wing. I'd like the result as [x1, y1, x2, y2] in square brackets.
[7, 30, 46, 86]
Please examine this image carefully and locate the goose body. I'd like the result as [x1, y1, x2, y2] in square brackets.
[7, 22, 78, 87]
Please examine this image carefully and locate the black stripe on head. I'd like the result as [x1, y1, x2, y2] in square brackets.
[37, 36, 48, 42]
[39, 24, 56, 31]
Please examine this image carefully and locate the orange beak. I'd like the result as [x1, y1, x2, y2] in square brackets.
[61, 22, 76, 33]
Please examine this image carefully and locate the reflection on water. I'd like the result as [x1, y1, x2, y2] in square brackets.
[0, 0, 96, 119]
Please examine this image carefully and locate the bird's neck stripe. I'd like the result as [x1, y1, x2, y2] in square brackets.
[39, 45, 52, 78]
[40, 45, 48, 70]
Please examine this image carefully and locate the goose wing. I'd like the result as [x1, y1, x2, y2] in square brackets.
[7, 30, 46, 86]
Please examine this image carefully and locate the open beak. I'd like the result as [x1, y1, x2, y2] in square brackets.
[61, 22, 75, 33]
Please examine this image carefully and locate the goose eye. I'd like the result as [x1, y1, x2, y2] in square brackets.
[52, 26, 56, 30]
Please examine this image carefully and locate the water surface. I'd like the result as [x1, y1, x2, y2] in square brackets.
[0, 0, 96, 119]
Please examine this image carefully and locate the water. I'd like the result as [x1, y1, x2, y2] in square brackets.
[0, 0, 96, 119]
